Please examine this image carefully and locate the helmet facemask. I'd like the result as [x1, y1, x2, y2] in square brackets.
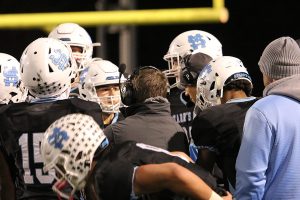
[163, 53, 181, 89]
[96, 85, 122, 113]
[69, 43, 93, 72]
[196, 72, 223, 111]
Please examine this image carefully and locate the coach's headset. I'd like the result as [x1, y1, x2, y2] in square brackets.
[180, 52, 213, 86]
[119, 65, 164, 106]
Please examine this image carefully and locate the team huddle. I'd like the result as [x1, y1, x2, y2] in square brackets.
[1, 22, 300, 200]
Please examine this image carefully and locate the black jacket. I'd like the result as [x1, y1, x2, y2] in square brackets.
[104, 97, 189, 154]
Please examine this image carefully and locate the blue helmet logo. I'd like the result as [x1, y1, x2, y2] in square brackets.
[3, 66, 19, 87]
[188, 33, 206, 50]
[48, 127, 69, 149]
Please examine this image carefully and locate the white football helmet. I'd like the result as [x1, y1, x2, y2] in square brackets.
[48, 23, 100, 71]
[163, 30, 222, 88]
[196, 56, 253, 111]
[20, 38, 77, 99]
[79, 59, 125, 113]
[0, 53, 28, 104]
[41, 113, 108, 199]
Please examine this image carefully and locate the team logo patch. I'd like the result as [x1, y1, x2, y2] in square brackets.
[49, 49, 69, 71]
[3, 66, 19, 86]
[48, 127, 69, 149]
[188, 33, 206, 50]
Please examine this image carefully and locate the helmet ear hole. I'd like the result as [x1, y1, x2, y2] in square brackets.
[210, 81, 215, 91]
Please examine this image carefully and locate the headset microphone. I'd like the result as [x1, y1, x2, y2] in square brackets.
[119, 63, 127, 78]
[119, 63, 133, 106]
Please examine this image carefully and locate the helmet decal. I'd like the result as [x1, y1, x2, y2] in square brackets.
[3, 66, 19, 86]
[20, 37, 76, 99]
[49, 49, 69, 71]
[188, 33, 207, 50]
[48, 127, 69, 149]
[0, 53, 28, 104]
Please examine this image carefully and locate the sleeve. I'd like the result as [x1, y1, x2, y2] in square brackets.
[191, 113, 220, 152]
[167, 131, 189, 155]
[93, 160, 135, 200]
[235, 106, 273, 200]
[191, 113, 220, 169]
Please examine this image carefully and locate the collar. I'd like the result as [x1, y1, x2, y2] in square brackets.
[226, 96, 256, 104]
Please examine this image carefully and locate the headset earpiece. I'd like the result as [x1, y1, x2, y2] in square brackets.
[119, 66, 160, 106]
[181, 66, 198, 85]
[120, 74, 135, 106]
[181, 53, 213, 85]
[182, 68, 195, 84]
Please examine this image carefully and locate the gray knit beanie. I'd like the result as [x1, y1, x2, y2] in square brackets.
[258, 37, 300, 79]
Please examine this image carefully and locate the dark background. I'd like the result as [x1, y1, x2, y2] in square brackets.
[0, 0, 299, 97]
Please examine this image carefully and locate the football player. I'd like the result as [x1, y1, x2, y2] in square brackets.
[79, 59, 126, 127]
[163, 30, 223, 161]
[41, 113, 232, 200]
[192, 56, 256, 192]
[48, 23, 100, 92]
[0, 38, 103, 200]
[0, 53, 27, 104]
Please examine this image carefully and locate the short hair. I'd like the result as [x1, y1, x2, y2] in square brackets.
[223, 79, 252, 97]
[132, 67, 168, 103]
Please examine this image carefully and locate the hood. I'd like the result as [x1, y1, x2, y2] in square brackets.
[263, 74, 300, 101]
[120, 96, 171, 117]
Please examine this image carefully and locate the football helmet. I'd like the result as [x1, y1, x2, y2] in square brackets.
[0, 53, 28, 104]
[41, 113, 108, 199]
[48, 23, 100, 71]
[79, 58, 125, 113]
[20, 38, 77, 99]
[163, 30, 222, 88]
[196, 56, 253, 110]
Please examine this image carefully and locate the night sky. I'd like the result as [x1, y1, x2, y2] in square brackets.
[0, 0, 299, 96]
